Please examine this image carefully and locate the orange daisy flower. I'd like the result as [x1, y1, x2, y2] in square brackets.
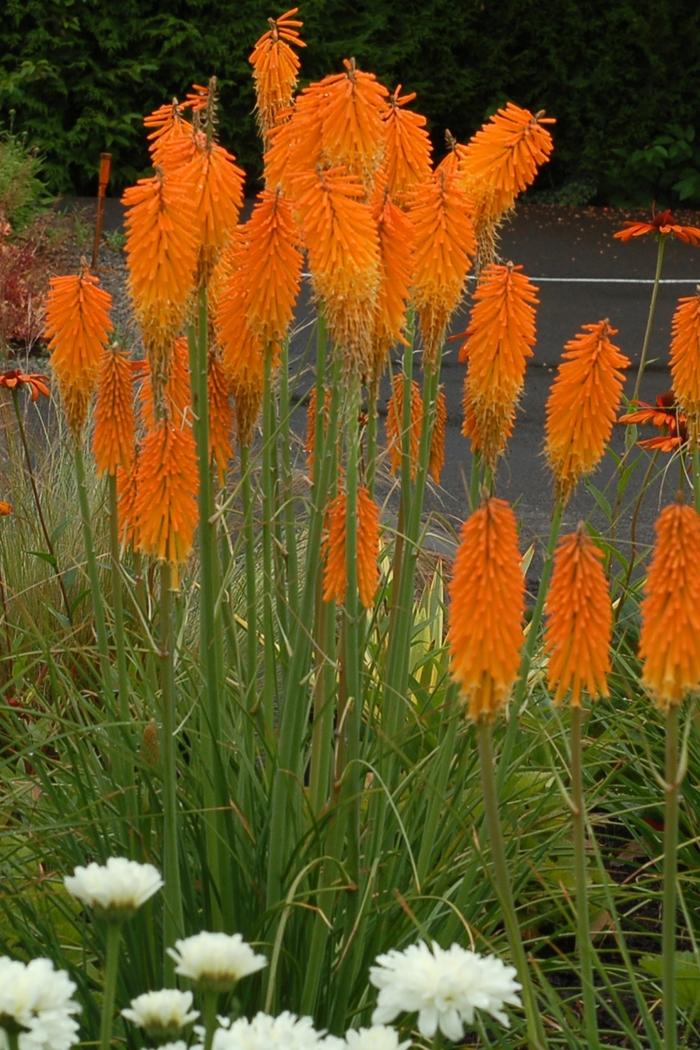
[460, 263, 538, 467]
[447, 497, 524, 721]
[670, 290, 700, 444]
[410, 171, 475, 369]
[0, 369, 50, 401]
[92, 347, 135, 476]
[249, 7, 306, 137]
[619, 391, 687, 452]
[386, 373, 423, 479]
[545, 320, 629, 503]
[380, 85, 432, 203]
[371, 187, 415, 378]
[243, 188, 303, 347]
[318, 58, 389, 182]
[545, 526, 611, 706]
[614, 207, 700, 245]
[429, 386, 447, 484]
[134, 417, 199, 587]
[208, 350, 234, 484]
[639, 500, 700, 709]
[322, 484, 381, 608]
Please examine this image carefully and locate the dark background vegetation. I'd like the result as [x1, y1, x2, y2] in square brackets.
[2, 0, 700, 204]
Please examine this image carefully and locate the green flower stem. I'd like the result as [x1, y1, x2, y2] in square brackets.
[631, 234, 667, 404]
[187, 287, 226, 929]
[279, 339, 299, 615]
[99, 921, 123, 1050]
[366, 374, 379, 497]
[159, 562, 184, 971]
[497, 498, 563, 790]
[570, 705, 599, 1049]
[240, 443, 258, 713]
[477, 720, 548, 1050]
[309, 576, 337, 817]
[6, 1032, 20, 1050]
[11, 390, 73, 623]
[663, 704, 682, 1050]
[73, 444, 112, 690]
[261, 348, 278, 742]
[202, 990, 219, 1050]
[108, 474, 135, 832]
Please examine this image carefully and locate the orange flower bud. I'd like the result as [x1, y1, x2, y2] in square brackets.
[323, 485, 380, 608]
[92, 347, 135, 476]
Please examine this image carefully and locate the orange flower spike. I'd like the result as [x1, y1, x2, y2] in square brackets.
[447, 498, 524, 721]
[545, 320, 630, 503]
[208, 351, 234, 484]
[134, 418, 199, 586]
[249, 7, 306, 137]
[460, 102, 555, 216]
[462, 263, 539, 466]
[319, 58, 389, 181]
[429, 386, 447, 484]
[92, 346, 135, 476]
[670, 290, 700, 444]
[122, 172, 199, 351]
[545, 526, 612, 706]
[385, 373, 423, 479]
[144, 101, 195, 173]
[410, 171, 475, 369]
[639, 501, 700, 709]
[322, 485, 380, 608]
[435, 130, 468, 179]
[371, 188, 415, 377]
[264, 86, 327, 193]
[185, 137, 246, 274]
[381, 86, 432, 202]
[244, 189, 303, 346]
[138, 337, 192, 429]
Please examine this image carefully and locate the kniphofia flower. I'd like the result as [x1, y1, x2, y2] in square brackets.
[0, 369, 49, 401]
[0, 500, 11, 516]
[381, 86, 432, 203]
[319, 58, 389, 181]
[545, 320, 629, 503]
[44, 270, 113, 434]
[639, 500, 700, 709]
[92, 346, 135, 476]
[249, 7, 306, 137]
[429, 386, 447, 484]
[323, 485, 380, 608]
[134, 418, 199, 586]
[670, 289, 700, 444]
[544, 526, 611, 705]
[208, 350, 234, 484]
[138, 337, 192, 429]
[144, 101, 196, 173]
[304, 385, 330, 475]
[386, 374, 423, 479]
[263, 84, 326, 192]
[410, 171, 475, 369]
[371, 188, 415, 378]
[435, 129, 467, 178]
[243, 189, 302, 346]
[618, 391, 687, 452]
[460, 263, 538, 467]
[184, 137, 245, 275]
[613, 208, 700, 245]
[447, 498, 524, 721]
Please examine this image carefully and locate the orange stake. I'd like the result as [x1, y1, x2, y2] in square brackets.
[92, 152, 112, 271]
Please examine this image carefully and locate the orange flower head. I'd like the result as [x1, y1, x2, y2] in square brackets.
[544, 526, 611, 706]
[410, 171, 475, 369]
[614, 207, 700, 245]
[447, 498, 524, 721]
[92, 346, 135, 476]
[670, 289, 700, 444]
[138, 337, 192, 429]
[121, 172, 199, 356]
[461, 384, 515, 454]
[318, 58, 389, 182]
[429, 386, 447, 484]
[461, 263, 538, 467]
[45, 270, 113, 434]
[249, 7, 306, 137]
[370, 188, 415, 378]
[380, 85, 432, 202]
[0, 500, 12, 516]
[460, 103, 555, 218]
[183, 137, 246, 275]
[134, 418, 199, 586]
[0, 369, 50, 402]
[304, 385, 331, 475]
[208, 350, 234, 484]
[144, 101, 195, 173]
[640, 500, 700, 709]
[263, 85, 327, 192]
[385, 373, 423, 479]
[294, 166, 380, 373]
[619, 390, 687, 452]
[545, 320, 629, 503]
[435, 130, 467, 178]
[322, 484, 381, 608]
[243, 188, 302, 346]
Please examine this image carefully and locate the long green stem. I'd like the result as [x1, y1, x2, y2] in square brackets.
[663, 704, 681, 1050]
[261, 348, 278, 741]
[571, 705, 598, 1049]
[477, 720, 547, 1049]
[202, 991, 218, 1050]
[74, 444, 112, 689]
[159, 562, 183, 971]
[108, 474, 134, 831]
[99, 921, 123, 1050]
[631, 235, 667, 404]
[366, 375, 379, 497]
[240, 443, 258, 714]
[279, 339, 299, 615]
[12, 391, 73, 622]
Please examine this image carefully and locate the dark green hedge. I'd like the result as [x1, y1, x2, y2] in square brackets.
[3, 0, 700, 203]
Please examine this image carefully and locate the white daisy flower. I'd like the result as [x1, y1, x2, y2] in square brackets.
[64, 858, 163, 920]
[208, 1011, 327, 1049]
[0, 957, 80, 1050]
[167, 932, 267, 992]
[344, 1025, 412, 1050]
[369, 941, 521, 1041]
[121, 989, 199, 1039]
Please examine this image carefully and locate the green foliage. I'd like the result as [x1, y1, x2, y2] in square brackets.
[2, 0, 699, 202]
[0, 125, 51, 229]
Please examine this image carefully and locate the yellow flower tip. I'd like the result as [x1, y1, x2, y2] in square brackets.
[447, 498, 524, 721]
[640, 501, 700, 710]
[544, 526, 612, 706]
